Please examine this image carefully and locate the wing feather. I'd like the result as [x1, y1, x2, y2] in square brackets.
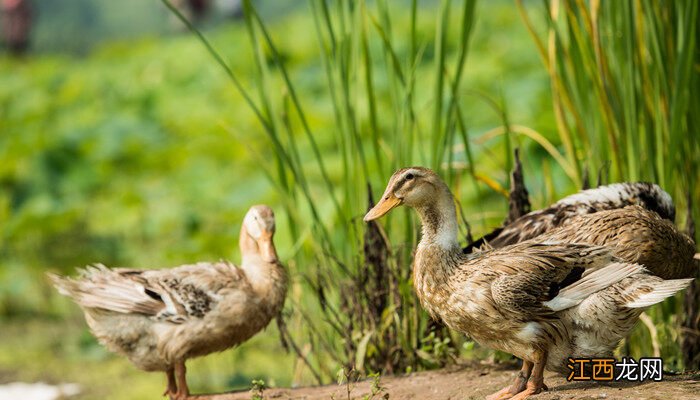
[48, 264, 165, 316]
[486, 242, 634, 319]
[49, 261, 246, 323]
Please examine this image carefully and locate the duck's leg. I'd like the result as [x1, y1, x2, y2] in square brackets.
[173, 361, 190, 400]
[486, 360, 533, 400]
[163, 368, 177, 398]
[509, 351, 548, 400]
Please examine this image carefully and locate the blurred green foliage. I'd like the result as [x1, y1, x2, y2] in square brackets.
[1, 21, 290, 399]
[21, 0, 304, 54]
[0, 0, 696, 398]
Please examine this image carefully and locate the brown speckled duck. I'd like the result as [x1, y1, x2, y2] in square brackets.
[49, 205, 287, 400]
[365, 167, 692, 400]
[464, 182, 676, 253]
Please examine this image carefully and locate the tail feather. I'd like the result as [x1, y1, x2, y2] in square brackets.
[47, 266, 163, 315]
[48, 272, 80, 297]
[626, 278, 693, 308]
[544, 262, 645, 312]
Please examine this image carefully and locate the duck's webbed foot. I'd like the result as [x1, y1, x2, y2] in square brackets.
[509, 380, 546, 400]
[486, 360, 533, 400]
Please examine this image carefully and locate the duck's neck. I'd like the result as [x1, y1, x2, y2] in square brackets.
[412, 187, 461, 318]
[414, 189, 460, 253]
[239, 228, 288, 307]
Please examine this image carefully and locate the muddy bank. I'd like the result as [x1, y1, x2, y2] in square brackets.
[192, 363, 700, 400]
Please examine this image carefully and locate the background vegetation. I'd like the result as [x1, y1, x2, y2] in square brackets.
[0, 1, 696, 399]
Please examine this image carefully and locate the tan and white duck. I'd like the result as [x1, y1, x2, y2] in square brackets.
[49, 205, 287, 400]
[364, 167, 692, 399]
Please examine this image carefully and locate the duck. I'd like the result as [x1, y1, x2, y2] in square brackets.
[48, 205, 287, 400]
[364, 167, 692, 399]
[464, 182, 676, 253]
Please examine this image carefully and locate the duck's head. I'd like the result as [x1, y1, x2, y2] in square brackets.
[241, 205, 278, 263]
[364, 167, 445, 221]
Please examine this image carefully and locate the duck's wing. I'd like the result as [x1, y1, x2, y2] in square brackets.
[49, 261, 245, 323]
[482, 242, 644, 321]
[140, 261, 248, 321]
[464, 182, 675, 253]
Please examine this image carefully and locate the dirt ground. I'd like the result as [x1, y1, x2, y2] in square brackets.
[193, 363, 700, 400]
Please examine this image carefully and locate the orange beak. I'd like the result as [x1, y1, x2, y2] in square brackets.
[364, 193, 402, 222]
[257, 234, 278, 263]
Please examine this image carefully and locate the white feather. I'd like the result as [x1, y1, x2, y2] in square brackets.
[544, 262, 645, 312]
[517, 322, 541, 342]
[243, 208, 263, 239]
[556, 183, 672, 216]
[626, 278, 693, 308]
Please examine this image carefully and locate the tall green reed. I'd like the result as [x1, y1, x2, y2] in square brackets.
[163, 0, 481, 381]
[517, 0, 699, 369]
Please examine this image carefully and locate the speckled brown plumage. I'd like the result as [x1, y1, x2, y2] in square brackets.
[365, 168, 692, 400]
[538, 205, 697, 279]
[49, 205, 287, 400]
[464, 182, 676, 253]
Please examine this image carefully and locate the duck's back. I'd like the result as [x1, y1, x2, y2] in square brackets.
[539, 206, 696, 279]
[465, 182, 675, 252]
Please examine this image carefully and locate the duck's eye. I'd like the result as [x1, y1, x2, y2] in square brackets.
[405, 173, 414, 181]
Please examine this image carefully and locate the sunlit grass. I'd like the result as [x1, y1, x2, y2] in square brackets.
[167, 0, 487, 378]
